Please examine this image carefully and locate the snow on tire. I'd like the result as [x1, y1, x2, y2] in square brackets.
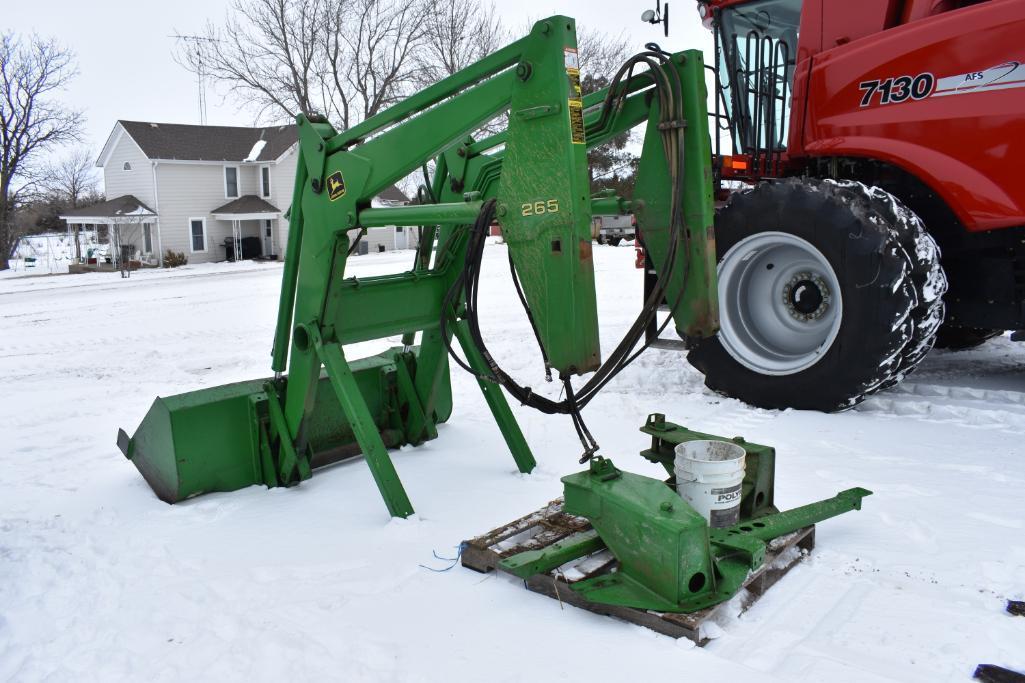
[688, 177, 946, 412]
[855, 182, 948, 388]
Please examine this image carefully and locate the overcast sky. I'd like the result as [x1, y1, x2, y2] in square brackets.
[6, 0, 712, 160]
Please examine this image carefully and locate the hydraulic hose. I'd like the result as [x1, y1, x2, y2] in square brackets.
[441, 51, 692, 461]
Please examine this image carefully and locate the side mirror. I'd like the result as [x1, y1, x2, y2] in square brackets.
[640, 2, 670, 38]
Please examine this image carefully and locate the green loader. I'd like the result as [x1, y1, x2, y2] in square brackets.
[118, 16, 869, 616]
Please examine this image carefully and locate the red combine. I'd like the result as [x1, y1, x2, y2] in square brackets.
[654, 0, 1025, 410]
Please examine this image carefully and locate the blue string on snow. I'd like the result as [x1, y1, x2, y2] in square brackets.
[419, 542, 469, 572]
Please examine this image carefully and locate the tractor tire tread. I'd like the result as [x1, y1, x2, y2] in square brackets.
[688, 177, 945, 411]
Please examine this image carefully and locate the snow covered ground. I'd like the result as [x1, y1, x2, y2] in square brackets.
[1, 246, 1023, 682]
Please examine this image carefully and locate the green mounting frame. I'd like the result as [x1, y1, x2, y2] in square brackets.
[640, 412, 778, 520]
[499, 417, 872, 613]
[119, 16, 718, 517]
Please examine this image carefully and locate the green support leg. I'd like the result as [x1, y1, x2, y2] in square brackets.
[316, 338, 416, 518]
[451, 319, 536, 474]
[393, 354, 437, 443]
[264, 382, 311, 484]
[499, 530, 604, 578]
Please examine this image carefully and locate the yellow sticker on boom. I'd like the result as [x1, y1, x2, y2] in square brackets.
[327, 171, 346, 201]
[568, 99, 585, 145]
[565, 47, 585, 145]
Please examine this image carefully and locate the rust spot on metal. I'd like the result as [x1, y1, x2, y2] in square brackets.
[688, 297, 719, 337]
[579, 239, 593, 262]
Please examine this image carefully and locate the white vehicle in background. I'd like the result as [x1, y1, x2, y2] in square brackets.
[592, 214, 635, 246]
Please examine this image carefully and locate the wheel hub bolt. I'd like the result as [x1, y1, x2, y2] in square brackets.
[783, 272, 831, 321]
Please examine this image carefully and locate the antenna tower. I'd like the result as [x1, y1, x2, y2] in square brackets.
[171, 33, 219, 124]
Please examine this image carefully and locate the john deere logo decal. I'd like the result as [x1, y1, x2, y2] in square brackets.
[327, 171, 346, 201]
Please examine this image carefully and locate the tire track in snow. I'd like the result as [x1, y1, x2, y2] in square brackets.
[0, 324, 270, 357]
[855, 381, 1025, 433]
[703, 405, 778, 433]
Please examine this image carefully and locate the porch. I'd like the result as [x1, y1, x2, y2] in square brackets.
[59, 195, 161, 271]
[211, 195, 282, 261]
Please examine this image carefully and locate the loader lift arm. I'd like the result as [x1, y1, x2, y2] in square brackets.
[119, 16, 717, 517]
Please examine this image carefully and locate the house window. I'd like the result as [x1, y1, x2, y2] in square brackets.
[224, 166, 239, 198]
[143, 223, 153, 253]
[123, 162, 132, 171]
[261, 166, 271, 197]
[265, 219, 272, 237]
[189, 217, 207, 253]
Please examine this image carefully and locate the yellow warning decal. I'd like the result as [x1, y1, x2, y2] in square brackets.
[568, 99, 585, 145]
[327, 171, 346, 201]
[566, 59, 582, 98]
[566, 62, 585, 145]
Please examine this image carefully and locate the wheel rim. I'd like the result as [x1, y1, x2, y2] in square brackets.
[717, 232, 843, 375]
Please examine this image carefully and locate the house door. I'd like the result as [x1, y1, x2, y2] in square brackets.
[263, 220, 273, 256]
[395, 225, 406, 250]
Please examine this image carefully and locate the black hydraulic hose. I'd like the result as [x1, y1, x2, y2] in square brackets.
[347, 228, 366, 256]
[421, 163, 437, 203]
[573, 54, 691, 408]
[440, 50, 692, 460]
[471, 54, 684, 403]
[412, 164, 439, 271]
[508, 252, 553, 382]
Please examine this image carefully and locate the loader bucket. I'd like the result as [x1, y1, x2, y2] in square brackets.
[117, 348, 452, 503]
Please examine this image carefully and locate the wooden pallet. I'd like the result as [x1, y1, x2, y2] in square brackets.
[462, 498, 815, 644]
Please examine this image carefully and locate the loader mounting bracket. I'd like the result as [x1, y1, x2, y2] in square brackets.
[497, 418, 872, 614]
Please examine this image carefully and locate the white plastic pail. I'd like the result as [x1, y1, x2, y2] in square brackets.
[674, 440, 746, 527]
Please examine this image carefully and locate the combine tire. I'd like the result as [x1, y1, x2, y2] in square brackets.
[934, 325, 1002, 350]
[687, 178, 946, 411]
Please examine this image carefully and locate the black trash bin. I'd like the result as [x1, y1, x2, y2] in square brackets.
[223, 236, 262, 260]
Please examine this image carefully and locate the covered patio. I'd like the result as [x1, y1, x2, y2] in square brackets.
[211, 195, 282, 261]
[60, 195, 160, 275]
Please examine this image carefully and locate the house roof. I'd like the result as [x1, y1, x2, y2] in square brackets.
[211, 195, 281, 215]
[280, 184, 409, 220]
[114, 120, 298, 163]
[377, 185, 410, 203]
[60, 194, 156, 219]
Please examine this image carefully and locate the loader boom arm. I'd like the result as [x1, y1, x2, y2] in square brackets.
[119, 16, 718, 518]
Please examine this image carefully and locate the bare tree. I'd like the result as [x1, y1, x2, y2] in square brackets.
[177, 0, 433, 129]
[178, 4, 637, 195]
[513, 20, 632, 86]
[570, 27, 637, 195]
[415, 0, 505, 84]
[325, 0, 432, 126]
[0, 32, 83, 269]
[179, 2, 634, 131]
[174, 0, 326, 124]
[576, 27, 632, 93]
[44, 147, 99, 209]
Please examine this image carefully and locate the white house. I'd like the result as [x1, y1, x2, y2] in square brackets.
[360, 185, 419, 255]
[61, 120, 413, 267]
